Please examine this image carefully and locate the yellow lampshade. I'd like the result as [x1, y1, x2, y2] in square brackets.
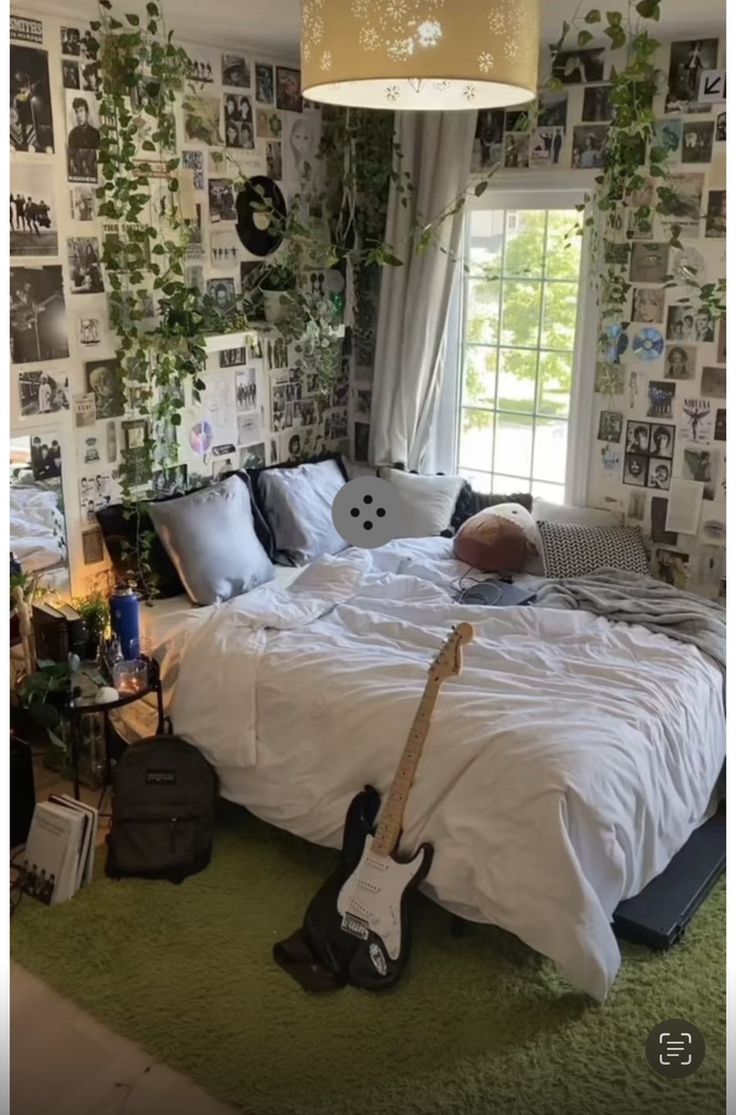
[301, 0, 540, 111]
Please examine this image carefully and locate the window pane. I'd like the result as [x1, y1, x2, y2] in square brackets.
[498, 348, 537, 413]
[463, 346, 497, 407]
[540, 282, 579, 350]
[459, 408, 494, 472]
[468, 209, 504, 278]
[533, 417, 568, 483]
[531, 480, 566, 502]
[494, 412, 532, 477]
[544, 211, 582, 279]
[493, 473, 531, 494]
[465, 280, 501, 344]
[537, 352, 572, 417]
[460, 468, 493, 494]
[500, 281, 542, 348]
[504, 210, 546, 279]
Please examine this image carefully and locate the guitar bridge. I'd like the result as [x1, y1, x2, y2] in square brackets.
[341, 913, 369, 940]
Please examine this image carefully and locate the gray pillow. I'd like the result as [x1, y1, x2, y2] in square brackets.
[258, 459, 348, 565]
[538, 520, 650, 579]
[147, 474, 274, 605]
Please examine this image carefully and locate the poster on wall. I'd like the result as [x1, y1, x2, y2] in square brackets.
[183, 94, 223, 145]
[666, 304, 715, 342]
[705, 190, 726, 237]
[255, 63, 274, 105]
[222, 54, 250, 88]
[85, 358, 125, 418]
[10, 164, 58, 256]
[276, 67, 302, 112]
[10, 46, 54, 152]
[224, 93, 255, 149]
[18, 370, 70, 416]
[70, 184, 97, 221]
[68, 236, 105, 293]
[681, 121, 715, 164]
[664, 343, 696, 380]
[679, 398, 714, 443]
[29, 434, 62, 480]
[665, 40, 719, 114]
[571, 125, 607, 168]
[65, 88, 100, 184]
[208, 178, 237, 222]
[10, 266, 68, 364]
[658, 173, 703, 239]
[10, 16, 43, 43]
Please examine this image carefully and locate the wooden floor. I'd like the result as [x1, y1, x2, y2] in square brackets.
[11, 749, 239, 1115]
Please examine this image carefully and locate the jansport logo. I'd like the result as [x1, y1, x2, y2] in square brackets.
[146, 770, 177, 784]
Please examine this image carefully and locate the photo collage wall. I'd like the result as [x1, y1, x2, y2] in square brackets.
[472, 37, 726, 598]
[10, 9, 352, 588]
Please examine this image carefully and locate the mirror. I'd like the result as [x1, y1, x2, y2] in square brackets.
[10, 433, 70, 596]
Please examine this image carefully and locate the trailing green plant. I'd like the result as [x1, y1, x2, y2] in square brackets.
[19, 662, 73, 729]
[72, 590, 110, 656]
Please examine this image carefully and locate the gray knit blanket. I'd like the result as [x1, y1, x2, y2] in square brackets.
[534, 569, 726, 675]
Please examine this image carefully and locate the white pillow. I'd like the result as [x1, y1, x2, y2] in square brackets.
[379, 469, 465, 537]
[532, 497, 624, 528]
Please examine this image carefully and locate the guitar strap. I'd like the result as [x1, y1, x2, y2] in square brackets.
[273, 929, 346, 992]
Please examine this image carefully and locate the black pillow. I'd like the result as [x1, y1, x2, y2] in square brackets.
[96, 502, 185, 599]
[231, 453, 350, 561]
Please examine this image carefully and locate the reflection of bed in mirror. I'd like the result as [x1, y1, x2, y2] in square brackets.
[10, 434, 70, 594]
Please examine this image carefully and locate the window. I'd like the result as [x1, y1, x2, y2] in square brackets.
[456, 201, 585, 503]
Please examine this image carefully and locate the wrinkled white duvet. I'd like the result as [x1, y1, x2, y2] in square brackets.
[168, 541, 725, 1001]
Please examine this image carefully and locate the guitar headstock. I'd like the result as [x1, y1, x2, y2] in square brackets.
[431, 622, 474, 681]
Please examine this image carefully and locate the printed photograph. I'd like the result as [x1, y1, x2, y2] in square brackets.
[62, 59, 80, 89]
[220, 347, 247, 368]
[630, 241, 669, 283]
[582, 85, 613, 122]
[183, 94, 223, 145]
[276, 66, 302, 112]
[151, 464, 188, 496]
[681, 120, 715, 164]
[714, 408, 726, 441]
[705, 189, 726, 238]
[537, 90, 568, 127]
[210, 229, 242, 269]
[649, 423, 675, 459]
[680, 397, 714, 442]
[255, 62, 274, 105]
[85, 358, 125, 419]
[266, 140, 283, 180]
[222, 54, 250, 88]
[82, 528, 105, 565]
[504, 132, 529, 169]
[66, 88, 100, 146]
[18, 370, 70, 416]
[256, 108, 283, 140]
[623, 452, 648, 487]
[10, 45, 54, 152]
[528, 127, 564, 167]
[683, 446, 715, 488]
[236, 411, 261, 446]
[654, 549, 690, 586]
[701, 366, 726, 398]
[665, 39, 719, 113]
[69, 185, 96, 222]
[571, 125, 608, 168]
[188, 55, 214, 84]
[627, 491, 646, 520]
[30, 434, 62, 480]
[666, 304, 715, 342]
[625, 421, 650, 455]
[10, 266, 68, 364]
[654, 118, 682, 157]
[61, 26, 81, 55]
[717, 315, 726, 363]
[472, 109, 504, 171]
[206, 277, 236, 311]
[10, 165, 57, 256]
[181, 150, 204, 191]
[658, 172, 704, 238]
[715, 110, 726, 142]
[78, 315, 101, 346]
[551, 47, 607, 84]
[631, 287, 664, 324]
[647, 381, 675, 418]
[208, 178, 237, 222]
[68, 236, 104, 293]
[239, 443, 266, 468]
[664, 343, 696, 379]
[224, 93, 254, 149]
[81, 62, 101, 92]
[79, 472, 117, 520]
[647, 458, 671, 491]
[236, 367, 258, 411]
[594, 362, 625, 395]
[597, 411, 623, 443]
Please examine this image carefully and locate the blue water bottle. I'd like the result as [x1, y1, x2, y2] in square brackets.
[109, 585, 141, 660]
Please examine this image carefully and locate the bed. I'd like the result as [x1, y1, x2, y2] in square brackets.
[144, 536, 725, 1002]
[10, 483, 67, 572]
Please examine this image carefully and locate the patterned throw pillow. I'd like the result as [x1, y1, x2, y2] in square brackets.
[537, 521, 650, 579]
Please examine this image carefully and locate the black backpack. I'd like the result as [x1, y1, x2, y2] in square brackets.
[105, 735, 218, 883]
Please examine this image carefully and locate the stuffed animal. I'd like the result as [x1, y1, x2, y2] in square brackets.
[453, 502, 539, 573]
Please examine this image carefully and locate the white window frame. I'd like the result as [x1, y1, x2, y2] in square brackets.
[439, 181, 598, 504]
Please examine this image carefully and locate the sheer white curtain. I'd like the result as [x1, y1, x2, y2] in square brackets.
[369, 111, 476, 471]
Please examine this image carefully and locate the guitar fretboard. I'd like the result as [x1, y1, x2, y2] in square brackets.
[372, 679, 441, 857]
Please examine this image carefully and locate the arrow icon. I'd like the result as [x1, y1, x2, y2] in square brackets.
[704, 76, 722, 96]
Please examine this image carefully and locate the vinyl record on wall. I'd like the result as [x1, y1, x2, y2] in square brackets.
[235, 176, 287, 257]
[632, 328, 664, 361]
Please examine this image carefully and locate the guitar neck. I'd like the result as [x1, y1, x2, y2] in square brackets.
[372, 678, 441, 857]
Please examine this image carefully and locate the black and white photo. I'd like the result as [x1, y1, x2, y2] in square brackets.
[222, 54, 249, 88]
[537, 90, 568, 127]
[66, 88, 100, 149]
[665, 39, 719, 113]
[224, 93, 254, 149]
[528, 127, 564, 167]
[121, 419, 152, 486]
[10, 165, 58, 256]
[236, 411, 260, 445]
[81, 62, 101, 93]
[666, 304, 715, 342]
[60, 26, 81, 56]
[650, 423, 675, 459]
[664, 343, 696, 379]
[10, 45, 54, 152]
[625, 421, 650, 455]
[62, 59, 80, 89]
[208, 178, 237, 223]
[715, 111, 726, 142]
[11, 16, 43, 43]
[151, 464, 188, 496]
[647, 380, 675, 418]
[658, 172, 704, 238]
[239, 443, 266, 468]
[629, 242, 669, 283]
[68, 236, 104, 293]
[717, 315, 726, 363]
[571, 125, 607, 169]
[210, 229, 242, 269]
[680, 397, 714, 442]
[18, 370, 70, 416]
[631, 287, 664, 323]
[681, 120, 715, 164]
[705, 189, 726, 237]
[714, 408, 726, 441]
[647, 458, 671, 491]
[85, 358, 124, 419]
[582, 85, 613, 123]
[183, 94, 222, 146]
[79, 472, 117, 521]
[551, 47, 607, 84]
[504, 132, 529, 169]
[597, 411, 623, 443]
[472, 109, 504, 171]
[255, 62, 274, 105]
[276, 66, 302, 112]
[181, 150, 204, 191]
[188, 55, 214, 84]
[654, 118, 682, 157]
[10, 266, 68, 363]
[256, 107, 283, 140]
[78, 315, 101, 345]
[206, 277, 236, 310]
[624, 454, 648, 488]
[683, 446, 715, 489]
[266, 140, 282, 180]
[30, 434, 62, 480]
[701, 366, 726, 398]
[70, 184, 96, 221]
[236, 367, 258, 411]
[220, 347, 247, 368]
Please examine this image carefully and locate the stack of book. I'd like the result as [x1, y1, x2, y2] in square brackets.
[32, 601, 85, 662]
[18, 797, 98, 905]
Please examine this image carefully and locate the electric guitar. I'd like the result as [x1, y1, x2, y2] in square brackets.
[303, 621, 474, 990]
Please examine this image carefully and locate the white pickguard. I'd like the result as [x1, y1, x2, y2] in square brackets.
[336, 835, 427, 961]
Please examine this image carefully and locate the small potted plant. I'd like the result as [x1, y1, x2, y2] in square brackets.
[258, 262, 298, 324]
[72, 590, 110, 661]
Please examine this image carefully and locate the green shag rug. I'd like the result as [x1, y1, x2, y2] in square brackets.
[12, 805, 725, 1115]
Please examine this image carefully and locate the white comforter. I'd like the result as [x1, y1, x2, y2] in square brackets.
[10, 485, 66, 572]
[168, 540, 725, 1001]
